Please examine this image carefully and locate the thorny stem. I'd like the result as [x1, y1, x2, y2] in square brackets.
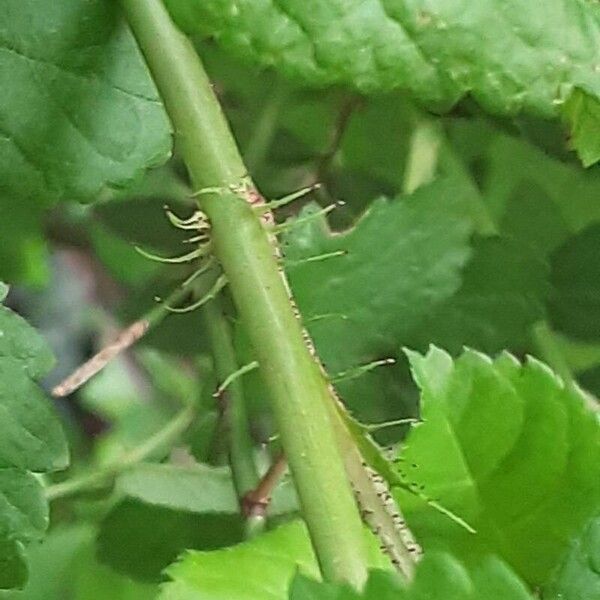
[121, 0, 370, 586]
[244, 80, 289, 172]
[45, 402, 195, 501]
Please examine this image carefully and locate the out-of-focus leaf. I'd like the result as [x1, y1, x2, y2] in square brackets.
[448, 119, 600, 240]
[0, 525, 159, 600]
[97, 500, 245, 582]
[116, 463, 239, 514]
[549, 224, 600, 341]
[0, 198, 48, 286]
[409, 237, 549, 354]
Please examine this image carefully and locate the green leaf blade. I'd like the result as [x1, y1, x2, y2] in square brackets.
[0, 0, 171, 204]
[165, 0, 600, 163]
[397, 347, 600, 589]
[0, 287, 68, 589]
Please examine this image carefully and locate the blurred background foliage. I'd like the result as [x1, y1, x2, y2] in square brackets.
[3, 38, 600, 597]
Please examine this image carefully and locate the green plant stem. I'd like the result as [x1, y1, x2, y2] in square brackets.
[244, 81, 288, 172]
[121, 0, 369, 586]
[45, 402, 195, 501]
[201, 298, 261, 518]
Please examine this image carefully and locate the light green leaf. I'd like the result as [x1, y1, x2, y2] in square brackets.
[0, 0, 171, 204]
[396, 347, 600, 588]
[160, 520, 393, 600]
[543, 515, 600, 600]
[562, 88, 600, 168]
[165, 0, 600, 161]
[0, 291, 68, 588]
[288, 553, 533, 599]
[160, 520, 320, 600]
[285, 178, 472, 373]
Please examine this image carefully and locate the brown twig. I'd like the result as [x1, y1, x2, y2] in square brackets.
[241, 453, 288, 518]
[51, 285, 191, 398]
[52, 319, 149, 397]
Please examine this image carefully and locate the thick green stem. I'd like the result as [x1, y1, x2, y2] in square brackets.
[121, 0, 369, 586]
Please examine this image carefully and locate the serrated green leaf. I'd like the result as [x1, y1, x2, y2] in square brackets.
[396, 347, 600, 588]
[549, 223, 600, 341]
[543, 515, 600, 600]
[0, 0, 171, 204]
[160, 520, 393, 600]
[285, 178, 472, 373]
[408, 237, 550, 354]
[562, 88, 600, 168]
[160, 520, 320, 600]
[165, 0, 600, 162]
[289, 553, 533, 599]
[0, 295, 68, 589]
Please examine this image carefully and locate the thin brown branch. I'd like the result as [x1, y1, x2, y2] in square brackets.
[241, 453, 288, 518]
[52, 319, 150, 397]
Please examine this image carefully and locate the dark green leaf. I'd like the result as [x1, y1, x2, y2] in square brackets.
[549, 224, 600, 341]
[0, 0, 171, 204]
[409, 237, 549, 353]
[0, 290, 68, 589]
[165, 0, 600, 163]
[285, 178, 472, 373]
[97, 500, 245, 582]
[0, 469, 46, 543]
